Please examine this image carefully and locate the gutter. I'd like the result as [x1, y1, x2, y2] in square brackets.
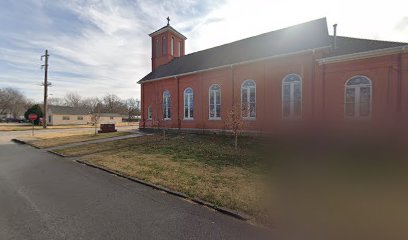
[138, 46, 332, 84]
[318, 45, 408, 65]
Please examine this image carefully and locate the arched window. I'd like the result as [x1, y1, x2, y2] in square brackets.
[282, 74, 302, 119]
[171, 37, 174, 56]
[163, 90, 171, 120]
[345, 76, 372, 118]
[147, 105, 152, 120]
[241, 80, 256, 118]
[209, 84, 221, 119]
[155, 39, 159, 57]
[162, 36, 167, 56]
[184, 88, 194, 119]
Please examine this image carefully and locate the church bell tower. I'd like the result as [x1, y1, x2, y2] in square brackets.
[149, 17, 187, 71]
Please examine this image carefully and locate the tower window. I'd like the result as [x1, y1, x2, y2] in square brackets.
[171, 37, 174, 56]
[178, 41, 181, 56]
[162, 36, 167, 55]
[155, 39, 159, 57]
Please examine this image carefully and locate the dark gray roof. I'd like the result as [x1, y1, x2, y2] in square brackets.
[139, 18, 331, 83]
[48, 105, 90, 115]
[329, 36, 407, 56]
[100, 113, 122, 117]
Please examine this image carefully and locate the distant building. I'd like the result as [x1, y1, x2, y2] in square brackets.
[99, 113, 123, 124]
[47, 105, 90, 125]
[138, 18, 408, 133]
[47, 105, 122, 125]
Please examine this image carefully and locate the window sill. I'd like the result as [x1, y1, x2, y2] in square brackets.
[164, 118, 171, 121]
[243, 117, 256, 121]
[183, 118, 194, 121]
[209, 118, 222, 121]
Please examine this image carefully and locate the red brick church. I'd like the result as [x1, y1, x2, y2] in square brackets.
[138, 18, 408, 133]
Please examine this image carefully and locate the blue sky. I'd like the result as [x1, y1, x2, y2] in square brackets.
[0, 0, 407, 102]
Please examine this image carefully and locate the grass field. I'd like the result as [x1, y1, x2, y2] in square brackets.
[55, 134, 268, 218]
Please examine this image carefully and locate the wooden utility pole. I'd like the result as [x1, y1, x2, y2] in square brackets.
[41, 50, 51, 128]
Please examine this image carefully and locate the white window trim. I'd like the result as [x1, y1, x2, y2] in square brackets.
[163, 90, 171, 120]
[184, 88, 194, 120]
[209, 84, 221, 120]
[241, 79, 256, 120]
[344, 75, 372, 120]
[281, 73, 303, 120]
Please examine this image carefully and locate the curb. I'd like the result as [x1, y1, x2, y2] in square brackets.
[11, 138, 27, 144]
[11, 139, 42, 149]
[75, 159, 251, 221]
[47, 150, 68, 157]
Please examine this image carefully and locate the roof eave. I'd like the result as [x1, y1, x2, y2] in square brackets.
[318, 45, 408, 64]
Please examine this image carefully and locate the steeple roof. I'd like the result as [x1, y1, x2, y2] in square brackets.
[149, 25, 187, 40]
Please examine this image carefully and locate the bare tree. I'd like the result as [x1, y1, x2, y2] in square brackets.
[225, 104, 246, 149]
[81, 97, 102, 112]
[125, 98, 140, 121]
[0, 88, 29, 118]
[64, 92, 82, 107]
[89, 101, 102, 135]
[102, 94, 127, 114]
[48, 97, 65, 106]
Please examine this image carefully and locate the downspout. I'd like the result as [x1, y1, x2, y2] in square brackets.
[175, 76, 180, 130]
[141, 83, 144, 129]
[201, 73, 204, 134]
[387, 66, 392, 120]
[397, 53, 403, 121]
[322, 64, 327, 121]
[262, 63, 266, 133]
[230, 65, 234, 133]
[230, 65, 234, 107]
[311, 49, 316, 119]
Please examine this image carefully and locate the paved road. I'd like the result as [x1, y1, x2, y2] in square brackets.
[0, 138, 266, 239]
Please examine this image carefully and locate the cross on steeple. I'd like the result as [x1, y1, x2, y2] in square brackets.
[167, 16, 170, 26]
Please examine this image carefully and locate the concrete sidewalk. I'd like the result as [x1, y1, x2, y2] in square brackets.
[45, 133, 146, 151]
[0, 125, 137, 145]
